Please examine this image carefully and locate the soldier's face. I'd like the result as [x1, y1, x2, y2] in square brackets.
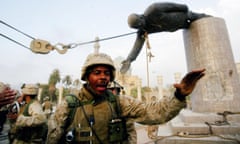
[87, 66, 111, 95]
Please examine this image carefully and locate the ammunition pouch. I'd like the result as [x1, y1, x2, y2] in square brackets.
[108, 118, 127, 143]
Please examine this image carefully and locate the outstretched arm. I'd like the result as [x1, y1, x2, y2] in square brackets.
[174, 68, 205, 101]
[120, 31, 145, 74]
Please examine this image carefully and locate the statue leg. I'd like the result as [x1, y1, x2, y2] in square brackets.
[188, 11, 211, 22]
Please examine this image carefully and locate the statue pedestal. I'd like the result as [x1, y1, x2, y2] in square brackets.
[171, 109, 240, 135]
[156, 17, 240, 143]
[156, 109, 240, 144]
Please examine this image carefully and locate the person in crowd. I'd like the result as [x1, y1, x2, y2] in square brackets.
[7, 93, 25, 143]
[12, 84, 47, 144]
[47, 53, 205, 144]
[42, 96, 53, 119]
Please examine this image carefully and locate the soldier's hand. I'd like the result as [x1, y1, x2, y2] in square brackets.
[0, 87, 16, 107]
[173, 68, 205, 100]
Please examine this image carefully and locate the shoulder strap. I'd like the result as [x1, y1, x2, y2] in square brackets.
[22, 100, 34, 116]
[65, 94, 80, 128]
[106, 90, 122, 118]
[64, 92, 122, 127]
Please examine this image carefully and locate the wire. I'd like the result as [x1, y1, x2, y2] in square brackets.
[1, 20, 137, 51]
[68, 31, 137, 49]
[0, 33, 31, 50]
[0, 20, 35, 40]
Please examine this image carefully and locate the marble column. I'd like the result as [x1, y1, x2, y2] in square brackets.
[183, 17, 240, 113]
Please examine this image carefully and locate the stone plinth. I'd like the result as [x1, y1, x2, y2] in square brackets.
[171, 110, 240, 135]
[183, 17, 240, 113]
[156, 17, 240, 144]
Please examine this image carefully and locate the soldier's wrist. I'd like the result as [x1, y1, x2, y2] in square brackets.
[174, 91, 186, 101]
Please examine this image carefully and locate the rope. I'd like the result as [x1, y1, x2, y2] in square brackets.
[144, 32, 154, 62]
[145, 111, 240, 144]
[145, 132, 240, 144]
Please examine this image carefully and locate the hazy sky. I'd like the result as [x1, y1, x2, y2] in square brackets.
[1, 0, 239, 88]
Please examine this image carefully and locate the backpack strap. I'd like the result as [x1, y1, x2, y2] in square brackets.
[22, 100, 34, 116]
[65, 94, 80, 129]
[65, 94, 94, 128]
[106, 90, 122, 118]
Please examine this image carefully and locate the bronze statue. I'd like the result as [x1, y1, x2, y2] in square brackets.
[120, 2, 211, 73]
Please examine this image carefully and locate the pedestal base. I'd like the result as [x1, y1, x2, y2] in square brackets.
[156, 109, 240, 144]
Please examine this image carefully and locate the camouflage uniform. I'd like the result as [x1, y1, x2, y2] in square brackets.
[47, 86, 186, 144]
[42, 97, 53, 119]
[13, 84, 47, 144]
[46, 53, 187, 144]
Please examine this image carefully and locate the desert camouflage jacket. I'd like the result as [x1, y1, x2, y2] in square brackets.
[47, 86, 186, 144]
[13, 100, 47, 143]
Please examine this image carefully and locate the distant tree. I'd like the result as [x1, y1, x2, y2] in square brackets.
[39, 84, 49, 103]
[48, 69, 61, 102]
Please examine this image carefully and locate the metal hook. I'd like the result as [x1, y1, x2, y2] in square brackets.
[30, 39, 68, 54]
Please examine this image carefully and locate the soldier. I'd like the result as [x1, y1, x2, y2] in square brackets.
[7, 93, 25, 144]
[12, 84, 47, 144]
[42, 96, 53, 119]
[120, 2, 211, 73]
[47, 53, 205, 144]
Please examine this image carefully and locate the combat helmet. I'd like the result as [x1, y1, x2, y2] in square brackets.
[21, 83, 39, 95]
[81, 53, 116, 81]
[43, 96, 50, 101]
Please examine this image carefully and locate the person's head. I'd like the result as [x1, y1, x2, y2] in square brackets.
[128, 13, 146, 29]
[21, 83, 39, 100]
[43, 96, 50, 101]
[107, 81, 123, 95]
[81, 53, 116, 95]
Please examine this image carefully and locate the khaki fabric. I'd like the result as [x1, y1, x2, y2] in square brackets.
[81, 53, 116, 81]
[21, 84, 39, 95]
[47, 86, 186, 144]
[13, 100, 47, 144]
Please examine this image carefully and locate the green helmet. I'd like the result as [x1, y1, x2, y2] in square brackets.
[81, 53, 116, 81]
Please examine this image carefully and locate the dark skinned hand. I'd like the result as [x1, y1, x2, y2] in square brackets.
[0, 87, 16, 107]
[174, 68, 205, 100]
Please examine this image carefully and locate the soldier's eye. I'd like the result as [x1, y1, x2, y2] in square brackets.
[92, 70, 100, 75]
[104, 71, 111, 76]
